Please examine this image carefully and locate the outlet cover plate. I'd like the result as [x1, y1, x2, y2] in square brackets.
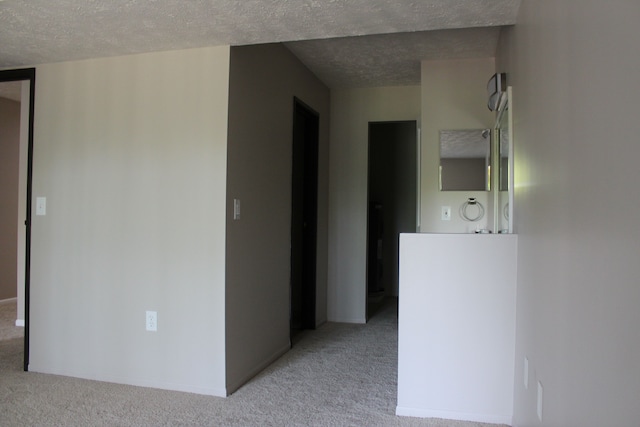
[146, 310, 157, 332]
[537, 381, 543, 421]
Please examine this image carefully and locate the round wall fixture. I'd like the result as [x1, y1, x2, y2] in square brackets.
[459, 197, 485, 222]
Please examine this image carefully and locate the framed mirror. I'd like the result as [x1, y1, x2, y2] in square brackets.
[439, 129, 491, 191]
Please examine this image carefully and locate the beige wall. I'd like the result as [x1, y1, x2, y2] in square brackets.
[0, 96, 20, 300]
[225, 44, 330, 393]
[420, 58, 496, 233]
[499, 2, 640, 425]
[29, 46, 230, 396]
[328, 86, 421, 323]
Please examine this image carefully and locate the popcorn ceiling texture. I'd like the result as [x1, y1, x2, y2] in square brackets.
[0, 0, 520, 87]
[286, 27, 502, 88]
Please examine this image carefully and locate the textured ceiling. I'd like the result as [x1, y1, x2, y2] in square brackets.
[440, 129, 491, 158]
[0, 0, 520, 88]
[286, 27, 502, 88]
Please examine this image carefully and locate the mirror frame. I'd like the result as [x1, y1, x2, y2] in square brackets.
[492, 86, 514, 233]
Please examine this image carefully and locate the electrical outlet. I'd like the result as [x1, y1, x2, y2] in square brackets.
[524, 357, 529, 389]
[146, 311, 157, 332]
[441, 206, 451, 221]
[537, 381, 543, 421]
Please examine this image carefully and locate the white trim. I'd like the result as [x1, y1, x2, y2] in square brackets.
[396, 406, 512, 425]
[28, 364, 228, 397]
[327, 316, 366, 324]
[0, 298, 23, 326]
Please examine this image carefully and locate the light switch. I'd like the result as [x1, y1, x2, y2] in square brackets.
[36, 197, 46, 216]
[441, 206, 451, 221]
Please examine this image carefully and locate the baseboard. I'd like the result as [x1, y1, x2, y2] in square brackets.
[28, 365, 227, 397]
[396, 406, 512, 425]
[327, 316, 366, 324]
[0, 298, 23, 326]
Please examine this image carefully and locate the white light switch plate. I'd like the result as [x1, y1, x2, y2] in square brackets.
[36, 197, 46, 216]
[441, 206, 451, 221]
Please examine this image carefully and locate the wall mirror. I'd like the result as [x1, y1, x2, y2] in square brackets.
[439, 129, 491, 191]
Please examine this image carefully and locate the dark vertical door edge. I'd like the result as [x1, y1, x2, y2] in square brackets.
[290, 97, 319, 337]
[0, 68, 35, 371]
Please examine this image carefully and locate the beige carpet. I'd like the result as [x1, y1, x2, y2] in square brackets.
[0, 299, 506, 427]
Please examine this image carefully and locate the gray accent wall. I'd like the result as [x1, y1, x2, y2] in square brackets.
[498, 2, 640, 425]
[225, 44, 329, 394]
[29, 46, 231, 396]
[0, 96, 20, 301]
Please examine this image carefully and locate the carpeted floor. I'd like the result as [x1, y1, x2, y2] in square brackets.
[0, 299, 506, 427]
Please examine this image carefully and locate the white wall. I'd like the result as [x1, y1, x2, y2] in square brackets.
[29, 46, 230, 396]
[328, 86, 421, 323]
[420, 58, 497, 233]
[397, 233, 517, 425]
[225, 43, 330, 393]
[499, 2, 640, 425]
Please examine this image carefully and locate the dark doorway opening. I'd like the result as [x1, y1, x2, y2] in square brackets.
[290, 98, 319, 340]
[0, 68, 36, 371]
[366, 121, 417, 320]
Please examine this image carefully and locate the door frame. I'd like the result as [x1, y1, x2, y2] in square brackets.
[365, 120, 418, 320]
[0, 68, 36, 371]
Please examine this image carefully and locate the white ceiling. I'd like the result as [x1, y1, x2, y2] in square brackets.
[0, 0, 520, 91]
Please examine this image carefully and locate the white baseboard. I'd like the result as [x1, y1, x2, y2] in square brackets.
[396, 406, 512, 425]
[0, 298, 23, 326]
[27, 364, 228, 397]
[327, 316, 367, 324]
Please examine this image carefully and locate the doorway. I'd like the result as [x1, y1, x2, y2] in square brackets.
[290, 98, 319, 339]
[0, 68, 35, 371]
[366, 121, 417, 319]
